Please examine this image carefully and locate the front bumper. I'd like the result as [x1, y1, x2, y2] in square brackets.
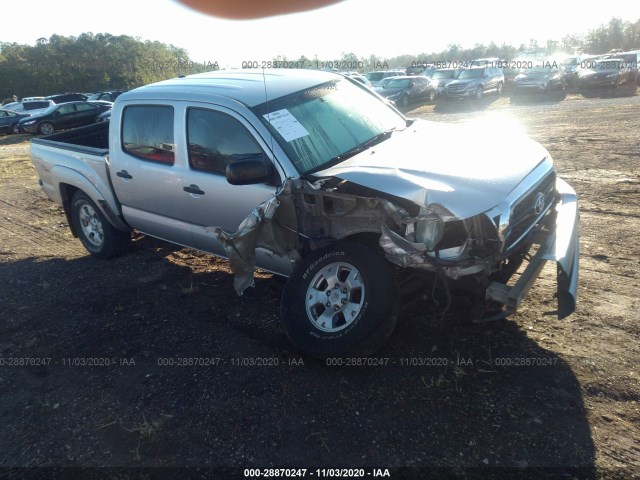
[512, 82, 547, 93]
[486, 177, 579, 318]
[579, 76, 618, 88]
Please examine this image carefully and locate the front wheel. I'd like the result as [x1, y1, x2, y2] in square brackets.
[70, 191, 130, 259]
[474, 86, 483, 100]
[11, 123, 21, 134]
[496, 82, 503, 96]
[428, 90, 436, 102]
[400, 94, 409, 107]
[280, 242, 400, 358]
[39, 122, 54, 135]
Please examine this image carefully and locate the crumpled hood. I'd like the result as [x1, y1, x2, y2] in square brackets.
[315, 119, 550, 219]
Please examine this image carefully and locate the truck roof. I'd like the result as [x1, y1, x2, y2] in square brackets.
[120, 69, 339, 107]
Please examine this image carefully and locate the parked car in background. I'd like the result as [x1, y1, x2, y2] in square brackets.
[365, 70, 405, 86]
[341, 72, 374, 89]
[376, 75, 436, 106]
[374, 76, 404, 91]
[87, 91, 126, 102]
[429, 68, 459, 97]
[45, 93, 89, 104]
[18, 101, 111, 134]
[512, 63, 565, 95]
[4, 99, 56, 116]
[578, 58, 631, 90]
[0, 108, 30, 134]
[502, 66, 521, 90]
[470, 57, 500, 67]
[444, 66, 504, 99]
[558, 55, 583, 87]
[608, 51, 640, 85]
[405, 64, 432, 76]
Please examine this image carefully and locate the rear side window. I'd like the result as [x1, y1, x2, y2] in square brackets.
[186, 108, 263, 175]
[23, 101, 50, 110]
[122, 106, 174, 165]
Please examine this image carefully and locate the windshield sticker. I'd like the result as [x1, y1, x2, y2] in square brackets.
[263, 109, 309, 142]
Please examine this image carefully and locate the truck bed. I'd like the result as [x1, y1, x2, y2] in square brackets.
[30, 122, 110, 156]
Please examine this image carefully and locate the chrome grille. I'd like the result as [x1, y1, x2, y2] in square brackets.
[505, 170, 556, 249]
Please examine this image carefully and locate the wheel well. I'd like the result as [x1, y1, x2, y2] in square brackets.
[59, 184, 80, 237]
[342, 232, 384, 253]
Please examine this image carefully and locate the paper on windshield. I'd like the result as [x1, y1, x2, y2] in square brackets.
[263, 109, 309, 142]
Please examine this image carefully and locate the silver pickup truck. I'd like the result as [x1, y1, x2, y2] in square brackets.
[30, 69, 579, 358]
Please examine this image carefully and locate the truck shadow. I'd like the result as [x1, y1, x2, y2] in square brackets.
[0, 244, 595, 475]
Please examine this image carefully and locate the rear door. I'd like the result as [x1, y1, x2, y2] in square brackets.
[73, 102, 100, 127]
[110, 103, 194, 246]
[52, 103, 78, 129]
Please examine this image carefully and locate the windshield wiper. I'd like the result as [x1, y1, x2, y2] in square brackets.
[304, 128, 396, 176]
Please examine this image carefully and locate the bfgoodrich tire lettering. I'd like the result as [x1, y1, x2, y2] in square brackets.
[280, 242, 400, 358]
[70, 191, 130, 259]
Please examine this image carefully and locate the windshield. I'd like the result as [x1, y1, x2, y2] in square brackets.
[457, 69, 483, 79]
[385, 78, 411, 88]
[365, 72, 385, 82]
[432, 70, 456, 79]
[524, 66, 556, 74]
[253, 79, 406, 174]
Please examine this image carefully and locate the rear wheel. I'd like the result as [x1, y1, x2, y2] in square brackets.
[280, 242, 400, 358]
[474, 86, 483, 100]
[38, 122, 54, 135]
[70, 191, 130, 259]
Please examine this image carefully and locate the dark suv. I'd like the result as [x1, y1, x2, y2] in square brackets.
[444, 66, 504, 99]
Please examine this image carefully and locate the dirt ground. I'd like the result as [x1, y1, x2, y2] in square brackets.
[1, 86, 639, 479]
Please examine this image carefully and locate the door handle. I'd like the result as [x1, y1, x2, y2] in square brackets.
[116, 170, 132, 179]
[183, 184, 205, 195]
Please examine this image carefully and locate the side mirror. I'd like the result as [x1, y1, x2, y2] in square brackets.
[226, 153, 274, 186]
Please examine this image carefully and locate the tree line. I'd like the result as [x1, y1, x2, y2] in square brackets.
[1, 16, 638, 101]
[0, 33, 211, 101]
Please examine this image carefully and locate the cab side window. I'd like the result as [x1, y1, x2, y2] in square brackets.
[122, 106, 175, 165]
[187, 108, 264, 175]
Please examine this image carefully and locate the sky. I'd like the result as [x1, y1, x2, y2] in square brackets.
[2, 0, 639, 67]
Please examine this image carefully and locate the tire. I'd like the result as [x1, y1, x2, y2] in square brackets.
[38, 122, 55, 135]
[11, 123, 20, 134]
[70, 191, 130, 259]
[400, 94, 409, 107]
[428, 90, 436, 103]
[496, 82, 503, 96]
[280, 242, 400, 358]
[544, 82, 551, 94]
[474, 86, 483, 100]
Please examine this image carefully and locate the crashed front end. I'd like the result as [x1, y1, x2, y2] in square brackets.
[214, 157, 579, 320]
[379, 162, 579, 319]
